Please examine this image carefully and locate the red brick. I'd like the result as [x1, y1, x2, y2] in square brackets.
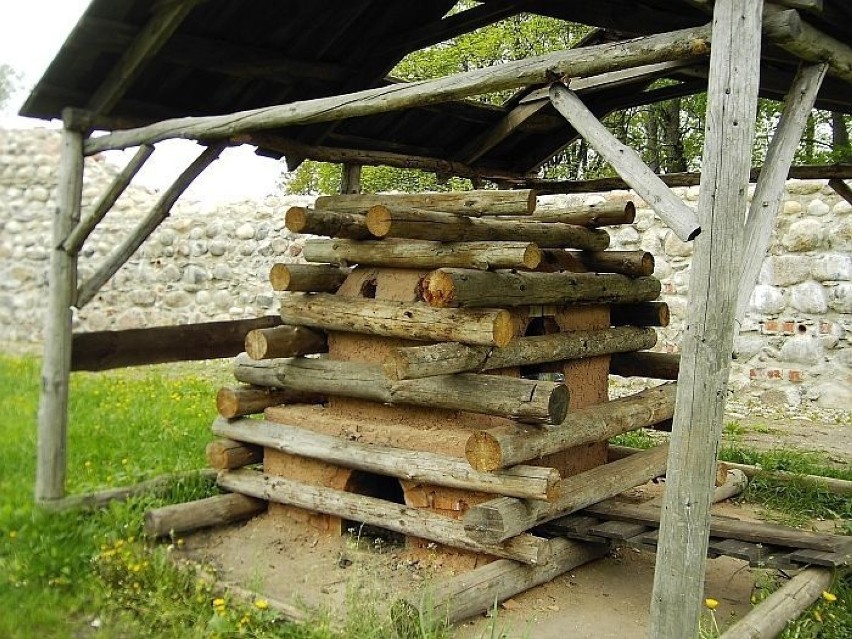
[788, 370, 804, 383]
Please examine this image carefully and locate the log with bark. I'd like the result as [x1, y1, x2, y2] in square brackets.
[206, 439, 263, 470]
[422, 269, 661, 308]
[268, 263, 350, 292]
[315, 189, 537, 216]
[610, 302, 670, 327]
[217, 469, 550, 565]
[385, 326, 657, 381]
[213, 417, 559, 501]
[538, 249, 655, 278]
[463, 444, 669, 543]
[233, 355, 569, 424]
[244, 325, 328, 361]
[144, 493, 266, 538]
[466, 384, 677, 471]
[302, 238, 542, 270]
[366, 205, 610, 250]
[517, 201, 636, 227]
[284, 206, 371, 239]
[278, 293, 513, 347]
[609, 351, 680, 379]
[216, 385, 325, 419]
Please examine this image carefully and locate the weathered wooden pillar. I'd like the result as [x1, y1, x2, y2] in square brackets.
[649, 0, 763, 636]
[340, 163, 362, 194]
[36, 109, 85, 503]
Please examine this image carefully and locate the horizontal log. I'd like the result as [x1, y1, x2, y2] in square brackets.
[391, 538, 606, 632]
[610, 351, 680, 379]
[366, 205, 610, 250]
[71, 316, 282, 371]
[233, 355, 569, 424]
[539, 250, 654, 278]
[244, 325, 328, 360]
[284, 206, 371, 239]
[463, 444, 669, 543]
[279, 292, 513, 347]
[423, 269, 661, 308]
[385, 326, 657, 381]
[216, 386, 325, 419]
[518, 201, 635, 226]
[315, 189, 537, 216]
[206, 439, 263, 470]
[466, 384, 677, 471]
[268, 263, 350, 292]
[303, 238, 542, 270]
[213, 417, 559, 500]
[218, 469, 551, 565]
[610, 302, 670, 327]
[143, 493, 267, 538]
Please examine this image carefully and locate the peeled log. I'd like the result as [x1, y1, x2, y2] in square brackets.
[269, 263, 350, 292]
[216, 386, 325, 418]
[244, 325, 328, 360]
[610, 351, 680, 379]
[315, 189, 537, 216]
[463, 444, 669, 543]
[143, 493, 266, 538]
[233, 355, 569, 424]
[423, 269, 661, 308]
[206, 439, 263, 470]
[539, 250, 654, 278]
[284, 206, 371, 239]
[466, 383, 677, 471]
[279, 292, 513, 347]
[610, 302, 670, 327]
[366, 205, 610, 250]
[385, 326, 657, 380]
[303, 238, 541, 270]
[519, 201, 635, 226]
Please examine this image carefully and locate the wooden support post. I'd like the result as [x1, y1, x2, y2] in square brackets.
[85, 25, 712, 154]
[143, 493, 266, 538]
[212, 417, 559, 501]
[365, 206, 610, 249]
[37, 112, 84, 503]
[463, 444, 669, 543]
[538, 250, 654, 278]
[735, 63, 828, 327]
[61, 145, 155, 255]
[268, 263, 350, 292]
[206, 439, 263, 470]
[76, 143, 225, 308]
[549, 84, 701, 242]
[610, 351, 680, 379]
[423, 269, 661, 308]
[285, 206, 372, 239]
[466, 384, 677, 471]
[218, 469, 551, 565]
[318, 189, 538, 216]
[244, 325, 328, 360]
[610, 302, 670, 327]
[391, 538, 607, 633]
[216, 386, 324, 418]
[385, 326, 657, 380]
[650, 1, 763, 636]
[829, 178, 852, 206]
[718, 568, 836, 639]
[278, 293, 513, 347]
[340, 163, 361, 194]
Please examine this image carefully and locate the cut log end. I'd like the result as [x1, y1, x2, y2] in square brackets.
[423, 270, 456, 308]
[244, 330, 270, 360]
[465, 431, 503, 472]
[269, 263, 291, 291]
[522, 244, 543, 270]
[284, 206, 308, 233]
[493, 310, 513, 348]
[365, 205, 392, 237]
[525, 189, 538, 214]
[640, 252, 655, 276]
[548, 384, 570, 424]
[623, 201, 636, 224]
[216, 387, 242, 418]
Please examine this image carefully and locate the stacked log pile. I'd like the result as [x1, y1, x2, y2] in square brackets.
[147, 189, 678, 616]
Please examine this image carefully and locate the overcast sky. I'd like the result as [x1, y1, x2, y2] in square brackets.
[0, 0, 284, 202]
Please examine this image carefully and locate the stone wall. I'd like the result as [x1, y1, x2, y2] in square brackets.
[1, 127, 849, 408]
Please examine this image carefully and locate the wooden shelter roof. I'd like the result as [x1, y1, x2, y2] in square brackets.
[20, 0, 852, 179]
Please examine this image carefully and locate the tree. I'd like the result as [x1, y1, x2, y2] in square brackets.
[0, 64, 20, 111]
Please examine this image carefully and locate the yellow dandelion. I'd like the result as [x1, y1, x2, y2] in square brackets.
[813, 609, 823, 623]
[212, 597, 226, 608]
[822, 591, 837, 603]
[84, 460, 92, 468]
[122, 458, 129, 465]
[254, 598, 269, 610]
[705, 598, 719, 611]
[8, 531, 16, 539]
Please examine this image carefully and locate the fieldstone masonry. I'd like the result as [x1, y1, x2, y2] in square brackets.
[1, 127, 850, 409]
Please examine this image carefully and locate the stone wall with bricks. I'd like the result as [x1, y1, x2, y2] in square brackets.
[1, 127, 850, 408]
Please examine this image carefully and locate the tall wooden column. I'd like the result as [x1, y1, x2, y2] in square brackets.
[649, 0, 763, 636]
[36, 110, 85, 503]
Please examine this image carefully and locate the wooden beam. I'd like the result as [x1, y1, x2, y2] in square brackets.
[206, 439, 263, 470]
[244, 325, 328, 360]
[218, 469, 551, 565]
[549, 84, 701, 242]
[144, 493, 266, 537]
[37, 114, 84, 504]
[76, 143, 225, 308]
[316, 189, 537, 216]
[650, 1, 763, 636]
[268, 263, 350, 293]
[216, 386, 324, 419]
[459, 99, 550, 164]
[521, 201, 636, 227]
[340, 164, 361, 195]
[284, 207, 371, 240]
[212, 417, 560, 501]
[829, 177, 852, 206]
[84, 24, 712, 154]
[610, 302, 671, 328]
[87, 3, 197, 114]
[70, 316, 282, 371]
[736, 63, 828, 327]
[463, 444, 670, 543]
[538, 250, 654, 278]
[610, 352, 681, 379]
